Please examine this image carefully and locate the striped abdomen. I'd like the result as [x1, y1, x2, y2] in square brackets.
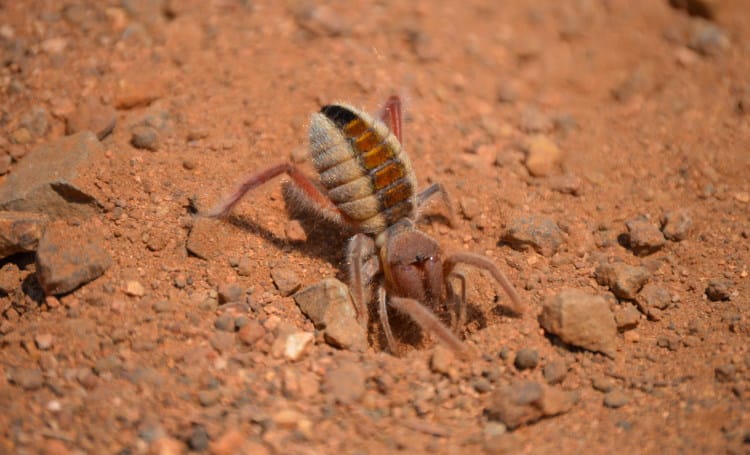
[308, 103, 417, 234]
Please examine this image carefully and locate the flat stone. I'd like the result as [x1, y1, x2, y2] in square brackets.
[270, 266, 301, 297]
[635, 283, 671, 320]
[0, 211, 48, 258]
[485, 380, 576, 429]
[613, 302, 641, 331]
[294, 278, 367, 352]
[603, 390, 630, 408]
[35, 221, 112, 295]
[0, 131, 105, 218]
[10, 368, 44, 390]
[539, 289, 617, 357]
[625, 219, 665, 256]
[595, 262, 650, 300]
[65, 97, 117, 140]
[502, 215, 564, 257]
[186, 216, 242, 260]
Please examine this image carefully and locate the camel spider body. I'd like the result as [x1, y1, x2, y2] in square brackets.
[207, 95, 523, 355]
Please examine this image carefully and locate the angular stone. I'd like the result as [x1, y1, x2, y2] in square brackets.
[502, 215, 563, 257]
[539, 289, 617, 357]
[485, 380, 576, 429]
[660, 209, 692, 241]
[636, 283, 671, 320]
[294, 278, 367, 352]
[0, 132, 105, 218]
[595, 262, 650, 300]
[0, 211, 48, 258]
[625, 219, 665, 256]
[35, 221, 112, 295]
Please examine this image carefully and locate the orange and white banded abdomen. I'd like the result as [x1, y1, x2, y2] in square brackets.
[309, 103, 417, 234]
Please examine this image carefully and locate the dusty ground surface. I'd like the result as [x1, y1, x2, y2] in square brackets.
[0, 0, 749, 453]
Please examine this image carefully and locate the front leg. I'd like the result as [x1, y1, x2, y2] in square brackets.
[444, 252, 523, 315]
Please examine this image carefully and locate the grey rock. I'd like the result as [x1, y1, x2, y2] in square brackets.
[539, 289, 617, 357]
[706, 279, 732, 301]
[688, 19, 729, 56]
[595, 262, 650, 300]
[514, 348, 539, 370]
[294, 278, 367, 352]
[0, 131, 104, 217]
[0, 211, 48, 258]
[188, 425, 209, 451]
[36, 221, 112, 295]
[214, 313, 236, 332]
[502, 215, 563, 257]
[65, 97, 117, 140]
[543, 360, 568, 385]
[485, 380, 576, 429]
[131, 126, 159, 151]
[661, 209, 692, 241]
[625, 219, 665, 256]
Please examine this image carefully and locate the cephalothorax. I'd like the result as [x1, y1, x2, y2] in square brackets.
[207, 96, 523, 355]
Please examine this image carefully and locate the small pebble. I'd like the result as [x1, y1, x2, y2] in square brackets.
[285, 220, 307, 243]
[124, 280, 145, 297]
[131, 126, 159, 151]
[214, 313, 236, 332]
[706, 280, 732, 301]
[543, 360, 568, 384]
[218, 282, 243, 304]
[34, 333, 54, 350]
[603, 390, 630, 408]
[514, 348, 539, 370]
[660, 209, 692, 241]
[188, 425, 209, 451]
[238, 321, 265, 346]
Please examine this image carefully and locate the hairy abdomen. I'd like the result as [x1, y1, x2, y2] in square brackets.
[309, 103, 417, 234]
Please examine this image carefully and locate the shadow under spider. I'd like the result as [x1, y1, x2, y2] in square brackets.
[220, 182, 353, 271]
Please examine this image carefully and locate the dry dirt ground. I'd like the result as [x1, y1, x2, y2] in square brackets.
[0, 0, 749, 454]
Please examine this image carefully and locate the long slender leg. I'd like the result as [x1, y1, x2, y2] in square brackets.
[380, 95, 402, 143]
[378, 286, 397, 354]
[446, 271, 467, 332]
[444, 252, 523, 315]
[415, 183, 456, 227]
[388, 296, 468, 356]
[347, 234, 377, 328]
[205, 162, 350, 227]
